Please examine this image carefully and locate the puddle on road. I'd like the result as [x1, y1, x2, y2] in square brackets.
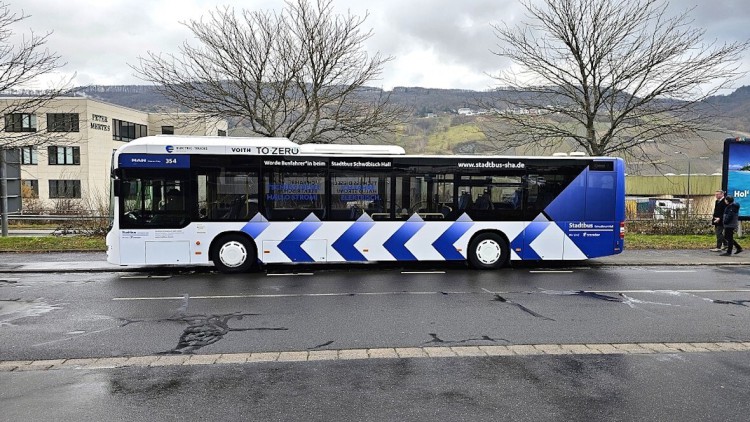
[0, 299, 61, 326]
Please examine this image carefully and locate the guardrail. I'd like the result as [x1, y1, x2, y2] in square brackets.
[7, 214, 111, 236]
[8, 215, 109, 222]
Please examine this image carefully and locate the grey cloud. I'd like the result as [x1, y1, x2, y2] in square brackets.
[10, 0, 750, 91]
[371, 0, 521, 72]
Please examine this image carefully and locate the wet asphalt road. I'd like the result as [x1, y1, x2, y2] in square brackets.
[3, 264, 750, 420]
[4, 352, 750, 422]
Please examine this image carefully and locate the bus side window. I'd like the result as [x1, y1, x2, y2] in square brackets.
[458, 192, 473, 210]
[164, 188, 183, 211]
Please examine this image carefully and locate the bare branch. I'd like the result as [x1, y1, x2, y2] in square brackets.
[483, 0, 749, 161]
[0, 1, 71, 149]
[132, 0, 407, 144]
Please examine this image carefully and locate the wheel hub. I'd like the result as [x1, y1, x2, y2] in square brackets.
[219, 241, 247, 267]
[475, 239, 501, 265]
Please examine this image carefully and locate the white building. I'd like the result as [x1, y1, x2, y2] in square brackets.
[1, 97, 227, 212]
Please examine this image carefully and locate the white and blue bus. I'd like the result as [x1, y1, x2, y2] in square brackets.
[106, 136, 625, 272]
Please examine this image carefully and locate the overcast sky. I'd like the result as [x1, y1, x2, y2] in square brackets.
[14, 0, 750, 94]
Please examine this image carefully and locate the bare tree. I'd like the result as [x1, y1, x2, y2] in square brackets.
[483, 0, 749, 162]
[0, 2, 69, 148]
[0, 2, 69, 236]
[133, 0, 406, 144]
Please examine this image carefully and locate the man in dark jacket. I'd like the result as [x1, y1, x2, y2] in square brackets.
[720, 196, 743, 256]
[711, 190, 728, 251]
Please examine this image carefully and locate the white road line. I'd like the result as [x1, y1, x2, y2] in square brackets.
[112, 291, 448, 301]
[590, 289, 750, 294]
[119, 275, 172, 279]
[652, 270, 697, 273]
[266, 273, 314, 276]
[529, 270, 573, 273]
[32, 327, 118, 347]
[112, 288, 750, 302]
[401, 271, 446, 274]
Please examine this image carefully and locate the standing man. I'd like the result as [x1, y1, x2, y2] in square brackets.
[710, 190, 728, 252]
[720, 196, 743, 256]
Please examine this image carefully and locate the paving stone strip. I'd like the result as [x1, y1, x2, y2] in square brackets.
[2, 342, 750, 372]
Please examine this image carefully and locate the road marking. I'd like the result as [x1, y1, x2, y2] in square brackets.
[266, 273, 314, 276]
[3, 341, 749, 372]
[113, 288, 750, 302]
[401, 271, 446, 274]
[652, 270, 697, 273]
[119, 275, 172, 279]
[32, 327, 118, 347]
[112, 291, 451, 301]
[589, 289, 750, 294]
[529, 270, 573, 273]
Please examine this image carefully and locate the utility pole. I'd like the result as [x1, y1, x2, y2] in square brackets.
[1, 148, 8, 236]
[0, 148, 22, 237]
[675, 151, 690, 217]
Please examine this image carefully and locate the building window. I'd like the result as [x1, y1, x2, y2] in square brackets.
[21, 147, 38, 165]
[4, 113, 36, 132]
[22, 180, 39, 198]
[48, 146, 80, 165]
[113, 119, 147, 141]
[47, 113, 80, 132]
[161, 126, 174, 135]
[49, 180, 81, 199]
[218, 130, 227, 137]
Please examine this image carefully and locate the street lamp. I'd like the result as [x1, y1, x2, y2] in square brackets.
[675, 151, 690, 217]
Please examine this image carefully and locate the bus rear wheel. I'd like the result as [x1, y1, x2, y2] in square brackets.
[468, 232, 509, 270]
[212, 234, 256, 273]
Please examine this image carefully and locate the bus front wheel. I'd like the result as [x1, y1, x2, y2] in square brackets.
[212, 234, 256, 273]
[468, 232, 509, 270]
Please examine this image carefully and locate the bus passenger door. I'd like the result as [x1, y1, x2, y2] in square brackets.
[577, 163, 618, 258]
[523, 174, 564, 260]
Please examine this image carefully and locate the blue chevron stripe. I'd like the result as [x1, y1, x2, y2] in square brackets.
[241, 214, 270, 239]
[383, 217, 425, 261]
[509, 232, 525, 255]
[432, 221, 474, 260]
[520, 221, 547, 260]
[277, 218, 323, 263]
[332, 220, 375, 261]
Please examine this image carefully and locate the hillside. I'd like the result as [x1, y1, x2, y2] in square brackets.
[700, 86, 750, 135]
[67, 84, 750, 175]
[71, 83, 750, 129]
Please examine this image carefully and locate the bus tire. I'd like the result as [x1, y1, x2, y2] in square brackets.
[212, 234, 256, 273]
[468, 232, 509, 270]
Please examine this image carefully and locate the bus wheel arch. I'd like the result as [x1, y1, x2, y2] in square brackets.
[210, 232, 258, 273]
[467, 230, 510, 270]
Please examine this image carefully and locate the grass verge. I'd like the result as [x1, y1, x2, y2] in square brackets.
[0, 233, 735, 253]
[0, 236, 106, 252]
[624, 234, 721, 249]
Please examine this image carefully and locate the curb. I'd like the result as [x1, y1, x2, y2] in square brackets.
[3, 341, 749, 372]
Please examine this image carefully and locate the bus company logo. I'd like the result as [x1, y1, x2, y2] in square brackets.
[569, 222, 594, 229]
[165, 145, 174, 153]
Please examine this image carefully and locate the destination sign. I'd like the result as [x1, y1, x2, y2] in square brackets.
[119, 154, 190, 168]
